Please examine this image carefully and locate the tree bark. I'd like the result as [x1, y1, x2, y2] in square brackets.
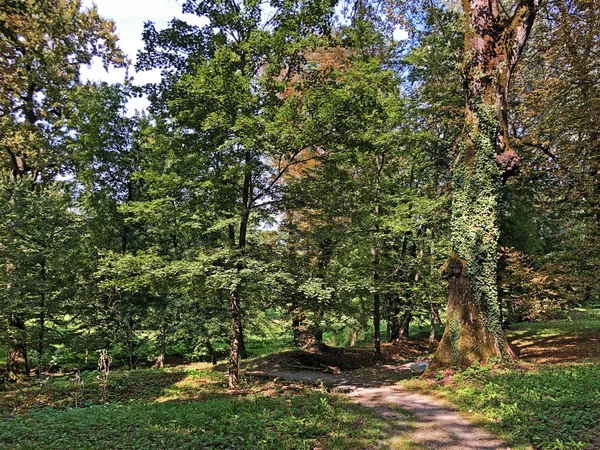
[389, 297, 401, 342]
[206, 338, 217, 365]
[228, 287, 243, 388]
[429, 303, 437, 352]
[350, 327, 360, 347]
[309, 238, 332, 345]
[292, 315, 303, 345]
[397, 311, 411, 341]
[432, 0, 540, 369]
[154, 319, 166, 369]
[127, 313, 135, 370]
[227, 148, 251, 388]
[239, 321, 247, 360]
[373, 204, 381, 359]
[37, 258, 46, 377]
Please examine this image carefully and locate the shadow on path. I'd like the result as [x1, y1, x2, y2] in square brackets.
[249, 365, 512, 450]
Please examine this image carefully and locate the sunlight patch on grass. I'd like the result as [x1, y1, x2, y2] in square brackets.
[404, 363, 600, 450]
[0, 387, 390, 449]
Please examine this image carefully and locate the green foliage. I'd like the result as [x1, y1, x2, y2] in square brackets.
[0, 370, 388, 450]
[0, 0, 125, 178]
[450, 105, 504, 345]
[508, 308, 600, 338]
[424, 364, 600, 450]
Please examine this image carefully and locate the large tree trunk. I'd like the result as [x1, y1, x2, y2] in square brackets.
[397, 311, 411, 342]
[7, 314, 28, 380]
[432, 0, 540, 369]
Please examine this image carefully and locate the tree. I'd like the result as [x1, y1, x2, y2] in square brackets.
[137, 0, 337, 387]
[431, 0, 541, 369]
[0, 0, 123, 379]
[512, 0, 600, 307]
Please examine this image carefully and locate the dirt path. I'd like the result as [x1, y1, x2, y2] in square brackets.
[249, 367, 510, 449]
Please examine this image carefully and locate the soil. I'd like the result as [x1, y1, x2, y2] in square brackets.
[508, 331, 600, 364]
[243, 340, 431, 375]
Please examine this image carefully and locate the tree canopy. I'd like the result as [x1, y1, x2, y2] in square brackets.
[1, 0, 598, 388]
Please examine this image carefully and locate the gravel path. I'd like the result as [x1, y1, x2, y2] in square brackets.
[250, 367, 511, 449]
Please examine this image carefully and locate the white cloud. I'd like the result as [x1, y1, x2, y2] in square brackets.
[80, 0, 207, 112]
[393, 26, 409, 42]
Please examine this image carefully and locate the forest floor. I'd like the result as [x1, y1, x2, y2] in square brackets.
[242, 308, 600, 450]
[0, 308, 598, 449]
[249, 365, 509, 450]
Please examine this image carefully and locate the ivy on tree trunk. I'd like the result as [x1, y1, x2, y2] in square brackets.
[432, 0, 541, 369]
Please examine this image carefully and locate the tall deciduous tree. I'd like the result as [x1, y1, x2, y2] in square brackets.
[0, 0, 123, 379]
[432, 0, 541, 368]
[138, 0, 336, 387]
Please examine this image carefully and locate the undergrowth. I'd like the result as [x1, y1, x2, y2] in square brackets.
[406, 363, 600, 449]
[0, 368, 389, 449]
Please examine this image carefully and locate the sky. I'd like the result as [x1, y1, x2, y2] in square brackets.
[81, 0, 205, 112]
[81, 0, 407, 113]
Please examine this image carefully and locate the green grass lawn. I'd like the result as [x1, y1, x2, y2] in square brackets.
[507, 308, 600, 339]
[404, 308, 600, 450]
[0, 367, 390, 449]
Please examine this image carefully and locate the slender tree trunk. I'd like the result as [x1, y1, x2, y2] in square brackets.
[292, 316, 303, 345]
[429, 303, 437, 352]
[432, 0, 540, 369]
[37, 258, 46, 377]
[206, 338, 217, 365]
[154, 319, 166, 369]
[313, 308, 324, 344]
[385, 294, 392, 342]
[128, 314, 135, 370]
[373, 204, 381, 359]
[239, 321, 247, 360]
[389, 298, 401, 342]
[7, 314, 28, 380]
[228, 287, 243, 388]
[310, 238, 332, 345]
[229, 157, 252, 389]
[228, 156, 251, 388]
[350, 327, 360, 347]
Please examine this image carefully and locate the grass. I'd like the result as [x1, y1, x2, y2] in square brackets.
[0, 367, 391, 449]
[403, 307, 600, 450]
[245, 338, 292, 358]
[406, 363, 600, 450]
[0, 390, 389, 449]
[507, 308, 600, 339]
[2, 308, 599, 449]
